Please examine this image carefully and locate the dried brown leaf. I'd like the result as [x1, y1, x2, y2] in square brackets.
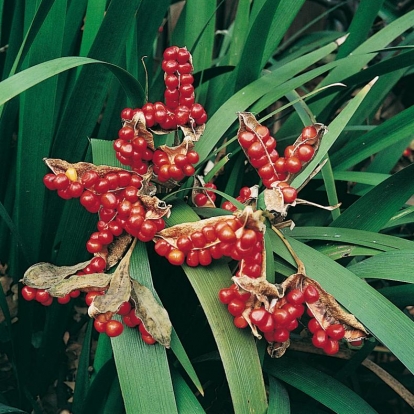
[130, 280, 172, 348]
[105, 233, 133, 268]
[128, 110, 155, 150]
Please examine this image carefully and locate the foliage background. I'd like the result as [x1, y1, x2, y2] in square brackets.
[1, 0, 414, 413]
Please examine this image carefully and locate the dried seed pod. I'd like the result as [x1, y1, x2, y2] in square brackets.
[22, 260, 90, 289]
[48, 273, 111, 297]
[44, 158, 137, 181]
[88, 240, 136, 318]
[130, 279, 172, 348]
[283, 274, 368, 342]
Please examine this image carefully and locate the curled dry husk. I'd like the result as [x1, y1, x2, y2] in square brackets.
[88, 240, 135, 318]
[154, 207, 264, 249]
[44, 158, 132, 180]
[48, 273, 111, 297]
[22, 261, 91, 290]
[130, 280, 172, 348]
[22, 260, 111, 296]
[127, 110, 156, 150]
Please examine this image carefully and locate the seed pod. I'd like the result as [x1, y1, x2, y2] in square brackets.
[22, 260, 91, 290]
[130, 279, 172, 348]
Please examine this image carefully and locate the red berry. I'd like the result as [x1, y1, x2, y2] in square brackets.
[281, 186, 297, 204]
[250, 307, 268, 325]
[163, 46, 179, 60]
[326, 324, 345, 340]
[105, 320, 124, 337]
[57, 294, 71, 305]
[117, 301, 132, 316]
[227, 298, 245, 317]
[54, 173, 70, 190]
[186, 150, 199, 164]
[167, 249, 185, 266]
[141, 334, 157, 345]
[312, 329, 328, 348]
[307, 318, 321, 334]
[297, 144, 315, 162]
[43, 174, 57, 190]
[218, 288, 236, 304]
[304, 285, 320, 303]
[238, 131, 256, 148]
[35, 289, 51, 303]
[272, 308, 290, 327]
[85, 291, 105, 306]
[21, 286, 37, 301]
[162, 59, 179, 74]
[194, 193, 208, 206]
[286, 288, 305, 305]
[176, 47, 191, 64]
[323, 339, 340, 355]
[233, 315, 248, 329]
[301, 125, 318, 142]
[285, 157, 302, 174]
[273, 328, 290, 342]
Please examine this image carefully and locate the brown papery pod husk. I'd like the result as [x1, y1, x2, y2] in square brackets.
[130, 279, 172, 348]
[48, 273, 111, 297]
[284, 123, 327, 185]
[263, 187, 292, 224]
[105, 233, 133, 268]
[154, 214, 233, 249]
[192, 175, 216, 208]
[139, 195, 172, 219]
[88, 240, 136, 318]
[154, 207, 263, 249]
[44, 158, 136, 181]
[158, 136, 194, 165]
[283, 273, 368, 341]
[22, 260, 90, 289]
[127, 110, 155, 150]
[179, 123, 205, 142]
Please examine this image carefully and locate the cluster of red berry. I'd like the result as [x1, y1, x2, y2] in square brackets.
[154, 217, 263, 275]
[220, 283, 345, 355]
[85, 292, 156, 343]
[152, 148, 199, 182]
[221, 186, 252, 212]
[193, 182, 217, 207]
[21, 285, 80, 306]
[238, 123, 321, 204]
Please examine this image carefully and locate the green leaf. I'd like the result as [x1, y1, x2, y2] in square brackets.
[171, 369, 206, 413]
[286, 226, 414, 251]
[267, 376, 290, 414]
[347, 250, 414, 283]
[0, 56, 144, 107]
[264, 356, 378, 414]
[166, 201, 268, 414]
[110, 242, 178, 414]
[291, 77, 378, 190]
[72, 320, 93, 413]
[331, 163, 414, 231]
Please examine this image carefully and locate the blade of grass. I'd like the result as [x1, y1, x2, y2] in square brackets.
[264, 356, 378, 414]
[286, 226, 414, 251]
[171, 369, 206, 413]
[291, 77, 378, 190]
[267, 376, 290, 414]
[72, 319, 93, 414]
[347, 250, 414, 283]
[166, 201, 268, 414]
[331, 163, 414, 231]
